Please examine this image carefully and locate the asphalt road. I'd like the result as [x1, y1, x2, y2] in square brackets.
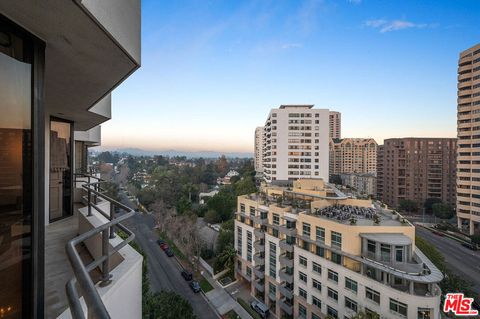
[416, 226, 480, 295]
[118, 192, 218, 319]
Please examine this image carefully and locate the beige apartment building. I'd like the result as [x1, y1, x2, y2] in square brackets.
[329, 138, 377, 177]
[255, 126, 264, 173]
[234, 179, 442, 319]
[329, 111, 341, 139]
[339, 173, 377, 197]
[377, 138, 457, 210]
[457, 43, 480, 235]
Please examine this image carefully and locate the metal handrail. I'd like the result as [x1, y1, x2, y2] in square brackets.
[65, 173, 136, 319]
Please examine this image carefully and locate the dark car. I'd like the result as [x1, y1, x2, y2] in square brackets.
[165, 248, 174, 257]
[189, 280, 201, 293]
[181, 270, 193, 281]
[157, 239, 165, 245]
[462, 242, 478, 251]
[160, 243, 169, 251]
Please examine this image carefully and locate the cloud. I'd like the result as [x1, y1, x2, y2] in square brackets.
[364, 19, 434, 33]
[281, 43, 303, 49]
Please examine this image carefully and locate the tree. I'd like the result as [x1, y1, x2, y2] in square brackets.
[216, 155, 228, 176]
[97, 151, 115, 164]
[217, 245, 236, 272]
[432, 203, 453, 219]
[145, 291, 195, 319]
[348, 311, 380, 319]
[424, 198, 442, 215]
[398, 199, 418, 212]
[471, 234, 480, 246]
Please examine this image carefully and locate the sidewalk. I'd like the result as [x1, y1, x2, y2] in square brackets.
[202, 271, 253, 319]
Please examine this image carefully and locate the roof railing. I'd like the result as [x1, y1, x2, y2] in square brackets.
[65, 173, 136, 319]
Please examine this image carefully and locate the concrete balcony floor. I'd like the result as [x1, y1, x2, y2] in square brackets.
[45, 204, 101, 319]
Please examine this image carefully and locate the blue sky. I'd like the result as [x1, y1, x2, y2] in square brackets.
[102, 0, 480, 153]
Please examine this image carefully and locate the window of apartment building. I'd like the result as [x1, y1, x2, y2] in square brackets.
[331, 252, 342, 265]
[390, 299, 408, 317]
[237, 226, 242, 256]
[345, 277, 358, 294]
[312, 296, 322, 309]
[365, 308, 379, 318]
[312, 262, 321, 274]
[302, 222, 311, 236]
[313, 279, 322, 292]
[312, 313, 321, 319]
[395, 246, 404, 262]
[299, 287, 307, 299]
[316, 246, 325, 257]
[316, 226, 325, 242]
[272, 228, 279, 238]
[367, 240, 376, 254]
[240, 204, 245, 212]
[345, 297, 358, 312]
[269, 242, 277, 278]
[328, 269, 339, 283]
[299, 271, 307, 283]
[272, 213, 280, 225]
[247, 231, 252, 262]
[269, 282, 276, 296]
[246, 267, 252, 278]
[366, 287, 381, 304]
[327, 306, 338, 318]
[249, 206, 255, 217]
[331, 231, 342, 249]
[327, 287, 338, 301]
[380, 244, 391, 262]
[299, 255, 307, 267]
[417, 308, 433, 319]
[298, 304, 307, 319]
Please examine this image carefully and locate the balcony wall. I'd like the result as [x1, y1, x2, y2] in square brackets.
[74, 125, 102, 146]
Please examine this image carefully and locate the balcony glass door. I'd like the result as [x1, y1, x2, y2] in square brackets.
[49, 120, 72, 221]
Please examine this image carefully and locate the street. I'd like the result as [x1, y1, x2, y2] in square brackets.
[118, 192, 219, 319]
[416, 226, 480, 295]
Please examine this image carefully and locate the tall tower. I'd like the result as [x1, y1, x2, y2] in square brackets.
[329, 111, 341, 139]
[456, 43, 480, 235]
[254, 126, 264, 173]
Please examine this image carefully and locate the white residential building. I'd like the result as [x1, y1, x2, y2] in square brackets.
[262, 105, 330, 183]
[255, 126, 264, 173]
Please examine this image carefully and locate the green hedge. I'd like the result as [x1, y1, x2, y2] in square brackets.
[237, 298, 261, 319]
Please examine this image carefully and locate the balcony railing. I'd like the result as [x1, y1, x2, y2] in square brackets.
[279, 284, 293, 299]
[279, 298, 293, 315]
[279, 239, 294, 253]
[279, 254, 294, 268]
[66, 174, 136, 319]
[253, 253, 265, 266]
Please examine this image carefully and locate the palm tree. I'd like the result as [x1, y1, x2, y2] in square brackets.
[218, 245, 236, 271]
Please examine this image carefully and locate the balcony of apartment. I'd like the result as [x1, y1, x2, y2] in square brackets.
[279, 254, 294, 268]
[459, 64, 473, 74]
[279, 239, 294, 253]
[279, 268, 294, 284]
[254, 279, 265, 293]
[458, 71, 473, 82]
[236, 269, 252, 282]
[254, 228, 266, 238]
[279, 298, 293, 315]
[279, 283, 293, 299]
[251, 215, 268, 226]
[253, 253, 265, 266]
[254, 266, 265, 279]
[254, 240, 265, 252]
[45, 174, 142, 319]
[278, 225, 297, 237]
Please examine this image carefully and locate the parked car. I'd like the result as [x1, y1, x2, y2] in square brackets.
[189, 280, 201, 293]
[462, 242, 478, 251]
[160, 243, 169, 251]
[432, 230, 444, 237]
[181, 270, 193, 281]
[165, 248, 174, 257]
[250, 299, 270, 318]
[157, 239, 165, 246]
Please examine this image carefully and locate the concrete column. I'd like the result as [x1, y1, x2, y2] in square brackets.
[470, 220, 475, 236]
[409, 281, 414, 295]
[457, 217, 463, 229]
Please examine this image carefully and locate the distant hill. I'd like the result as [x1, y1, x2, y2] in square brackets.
[93, 147, 253, 159]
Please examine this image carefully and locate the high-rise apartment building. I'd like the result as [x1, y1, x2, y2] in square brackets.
[329, 138, 377, 177]
[329, 111, 341, 139]
[0, 3, 141, 318]
[378, 138, 457, 209]
[376, 145, 385, 200]
[262, 105, 329, 183]
[235, 179, 442, 319]
[457, 43, 480, 235]
[255, 126, 264, 173]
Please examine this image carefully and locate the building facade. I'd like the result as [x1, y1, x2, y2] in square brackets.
[0, 3, 141, 318]
[457, 43, 480, 235]
[376, 145, 385, 200]
[329, 111, 341, 139]
[378, 138, 457, 210]
[262, 105, 329, 183]
[255, 126, 264, 173]
[235, 179, 442, 319]
[339, 173, 377, 197]
[329, 138, 378, 177]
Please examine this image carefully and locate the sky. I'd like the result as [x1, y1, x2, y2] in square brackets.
[101, 0, 480, 154]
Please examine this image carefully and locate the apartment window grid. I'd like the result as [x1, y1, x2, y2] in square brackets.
[345, 297, 358, 312]
[316, 246, 325, 257]
[312, 262, 321, 274]
[240, 204, 245, 213]
[272, 213, 280, 225]
[328, 269, 339, 283]
[246, 267, 252, 278]
[390, 299, 408, 317]
[269, 282, 276, 295]
[247, 231, 252, 262]
[327, 306, 338, 319]
[237, 226, 242, 257]
[312, 296, 322, 309]
[299, 255, 307, 267]
[299, 271, 307, 283]
[312, 314, 321, 319]
[316, 226, 325, 242]
[249, 206, 255, 217]
[298, 304, 307, 319]
[313, 279, 322, 292]
[366, 287, 381, 304]
[299, 287, 307, 299]
[345, 277, 358, 294]
[327, 287, 338, 302]
[303, 222, 311, 236]
[269, 242, 277, 278]
[331, 231, 342, 249]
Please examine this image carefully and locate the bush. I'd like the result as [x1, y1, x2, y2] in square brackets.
[145, 291, 195, 319]
[237, 298, 262, 319]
